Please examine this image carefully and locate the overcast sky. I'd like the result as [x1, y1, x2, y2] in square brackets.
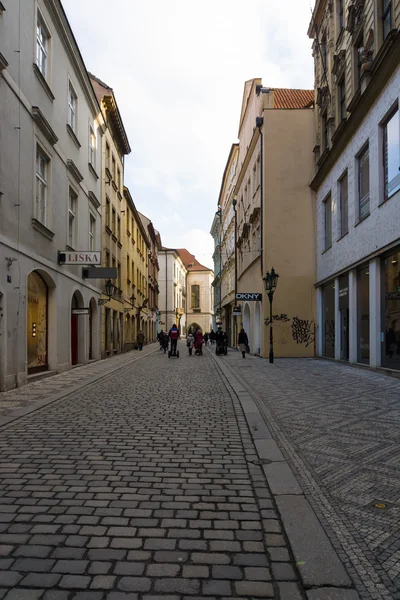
[63, 0, 315, 269]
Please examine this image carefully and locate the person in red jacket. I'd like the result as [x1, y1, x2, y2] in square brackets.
[168, 324, 179, 355]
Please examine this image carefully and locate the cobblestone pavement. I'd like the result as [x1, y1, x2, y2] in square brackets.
[213, 349, 400, 600]
[0, 344, 309, 600]
[0, 345, 157, 421]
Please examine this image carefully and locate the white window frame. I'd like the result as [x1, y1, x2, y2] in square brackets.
[89, 213, 96, 251]
[68, 187, 78, 249]
[89, 126, 96, 168]
[338, 171, 348, 238]
[35, 144, 49, 226]
[68, 80, 78, 132]
[36, 10, 49, 78]
[357, 143, 370, 221]
[323, 193, 332, 251]
[382, 107, 400, 200]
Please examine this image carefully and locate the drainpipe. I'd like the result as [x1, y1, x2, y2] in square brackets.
[256, 117, 264, 276]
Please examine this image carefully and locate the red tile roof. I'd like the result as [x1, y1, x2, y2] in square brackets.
[177, 249, 210, 272]
[273, 88, 314, 109]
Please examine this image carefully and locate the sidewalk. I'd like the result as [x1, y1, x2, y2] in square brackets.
[0, 344, 158, 425]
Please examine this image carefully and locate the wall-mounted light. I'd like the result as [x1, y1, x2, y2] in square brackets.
[32, 322, 37, 338]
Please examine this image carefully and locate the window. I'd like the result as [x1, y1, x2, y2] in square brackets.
[383, 109, 400, 200]
[68, 82, 77, 131]
[339, 172, 348, 237]
[355, 39, 364, 87]
[117, 262, 121, 289]
[338, 0, 344, 31]
[105, 250, 110, 267]
[382, 0, 392, 41]
[36, 12, 49, 77]
[117, 168, 121, 191]
[89, 214, 96, 251]
[112, 257, 116, 284]
[89, 128, 96, 167]
[321, 36, 327, 72]
[358, 144, 370, 219]
[106, 198, 110, 227]
[322, 113, 329, 150]
[127, 255, 130, 281]
[112, 207, 116, 233]
[191, 284, 200, 309]
[105, 143, 110, 170]
[68, 188, 77, 248]
[117, 216, 121, 240]
[35, 145, 49, 225]
[323, 194, 332, 250]
[339, 80, 346, 121]
[112, 156, 116, 180]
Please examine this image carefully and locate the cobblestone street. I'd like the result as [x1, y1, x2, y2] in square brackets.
[0, 345, 398, 600]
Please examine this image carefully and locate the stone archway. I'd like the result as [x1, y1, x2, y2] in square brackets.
[188, 322, 202, 334]
[71, 290, 85, 365]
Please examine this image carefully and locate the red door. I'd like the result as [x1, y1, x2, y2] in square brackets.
[71, 314, 78, 365]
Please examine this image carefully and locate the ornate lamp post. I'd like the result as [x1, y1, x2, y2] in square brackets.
[98, 279, 114, 306]
[263, 268, 279, 364]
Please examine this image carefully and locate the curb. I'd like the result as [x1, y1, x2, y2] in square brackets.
[207, 349, 359, 599]
[0, 346, 158, 430]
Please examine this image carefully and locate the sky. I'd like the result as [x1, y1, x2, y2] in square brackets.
[63, 0, 315, 269]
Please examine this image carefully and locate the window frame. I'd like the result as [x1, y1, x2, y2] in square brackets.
[35, 144, 50, 226]
[68, 187, 78, 249]
[68, 80, 78, 132]
[191, 284, 200, 309]
[89, 126, 96, 168]
[357, 143, 370, 221]
[382, 0, 393, 41]
[36, 10, 49, 78]
[338, 79, 346, 122]
[323, 193, 332, 251]
[338, 0, 344, 31]
[338, 171, 348, 238]
[382, 107, 400, 201]
[89, 213, 96, 251]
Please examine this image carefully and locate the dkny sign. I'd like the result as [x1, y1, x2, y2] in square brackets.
[235, 293, 262, 301]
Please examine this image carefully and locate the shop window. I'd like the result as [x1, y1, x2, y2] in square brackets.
[382, 249, 400, 369]
[27, 272, 48, 373]
[322, 281, 335, 358]
[358, 266, 370, 364]
[383, 108, 400, 200]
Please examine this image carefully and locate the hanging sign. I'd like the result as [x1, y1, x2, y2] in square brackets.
[235, 293, 262, 301]
[59, 251, 101, 265]
[71, 308, 89, 315]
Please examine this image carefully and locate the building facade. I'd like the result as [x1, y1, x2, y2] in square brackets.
[157, 249, 187, 336]
[210, 213, 221, 330]
[233, 80, 316, 358]
[309, 0, 400, 371]
[0, 0, 104, 390]
[177, 250, 214, 335]
[138, 212, 161, 342]
[90, 74, 131, 359]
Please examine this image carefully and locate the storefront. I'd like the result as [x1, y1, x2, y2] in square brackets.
[339, 274, 349, 361]
[27, 271, 48, 374]
[382, 248, 400, 370]
[358, 265, 370, 365]
[322, 281, 335, 358]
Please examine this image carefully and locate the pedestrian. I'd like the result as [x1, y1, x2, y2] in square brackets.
[194, 329, 203, 355]
[238, 328, 249, 358]
[161, 331, 168, 354]
[210, 329, 215, 345]
[168, 323, 179, 356]
[186, 332, 194, 356]
[204, 332, 209, 346]
[137, 330, 145, 351]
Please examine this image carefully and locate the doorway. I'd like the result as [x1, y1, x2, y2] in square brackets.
[340, 309, 349, 361]
[71, 293, 79, 365]
[27, 271, 48, 374]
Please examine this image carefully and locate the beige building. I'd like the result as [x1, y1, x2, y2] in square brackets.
[157, 249, 187, 335]
[227, 79, 316, 357]
[90, 74, 131, 358]
[138, 212, 161, 342]
[177, 250, 214, 335]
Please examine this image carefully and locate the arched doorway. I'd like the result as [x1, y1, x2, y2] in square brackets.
[243, 303, 251, 343]
[71, 291, 84, 365]
[188, 322, 202, 334]
[27, 271, 48, 374]
[254, 302, 261, 355]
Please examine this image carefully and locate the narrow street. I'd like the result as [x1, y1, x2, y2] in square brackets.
[0, 345, 398, 600]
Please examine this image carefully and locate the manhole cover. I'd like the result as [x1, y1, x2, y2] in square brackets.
[369, 500, 390, 510]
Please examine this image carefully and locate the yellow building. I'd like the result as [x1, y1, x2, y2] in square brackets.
[122, 188, 151, 346]
[90, 74, 131, 358]
[234, 80, 316, 357]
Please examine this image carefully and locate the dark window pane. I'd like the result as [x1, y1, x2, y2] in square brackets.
[384, 110, 400, 198]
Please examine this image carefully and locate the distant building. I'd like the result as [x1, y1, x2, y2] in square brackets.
[157, 249, 187, 336]
[0, 0, 103, 390]
[177, 249, 214, 335]
[138, 212, 161, 342]
[309, 0, 400, 371]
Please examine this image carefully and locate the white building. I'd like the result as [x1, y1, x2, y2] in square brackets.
[309, 0, 400, 372]
[0, 1, 104, 390]
[177, 249, 214, 335]
[157, 249, 187, 336]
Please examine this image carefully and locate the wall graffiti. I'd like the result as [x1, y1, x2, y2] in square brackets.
[291, 317, 315, 347]
[264, 314, 315, 347]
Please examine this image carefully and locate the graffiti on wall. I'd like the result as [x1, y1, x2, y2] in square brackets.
[265, 314, 315, 347]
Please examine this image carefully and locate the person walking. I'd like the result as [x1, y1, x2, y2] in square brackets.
[186, 332, 194, 356]
[238, 328, 249, 358]
[168, 323, 179, 355]
[137, 330, 145, 351]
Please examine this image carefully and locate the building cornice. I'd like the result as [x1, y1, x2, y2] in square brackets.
[67, 159, 83, 183]
[32, 106, 58, 145]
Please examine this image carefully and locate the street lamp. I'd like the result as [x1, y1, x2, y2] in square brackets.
[263, 268, 279, 364]
[98, 279, 114, 306]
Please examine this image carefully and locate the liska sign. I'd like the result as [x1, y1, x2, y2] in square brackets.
[59, 251, 101, 265]
[235, 292, 262, 301]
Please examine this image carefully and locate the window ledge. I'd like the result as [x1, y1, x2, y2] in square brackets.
[66, 245, 75, 251]
[354, 213, 370, 227]
[66, 124, 81, 149]
[117, 191, 122, 201]
[33, 63, 55, 101]
[379, 189, 400, 207]
[31, 218, 55, 240]
[112, 234, 118, 242]
[88, 163, 99, 180]
[322, 245, 332, 255]
[117, 241, 122, 249]
[337, 231, 349, 242]
[112, 181, 118, 192]
[105, 225, 112, 236]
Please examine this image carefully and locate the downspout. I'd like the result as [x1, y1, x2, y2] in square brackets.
[256, 118, 264, 275]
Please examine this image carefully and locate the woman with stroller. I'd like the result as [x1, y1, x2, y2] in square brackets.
[194, 329, 204, 355]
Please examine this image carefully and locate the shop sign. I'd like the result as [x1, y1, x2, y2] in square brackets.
[59, 251, 101, 265]
[339, 287, 348, 297]
[83, 267, 117, 279]
[72, 308, 89, 315]
[235, 293, 262, 301]
[233, 306, 242, 317]
[386, 292, 400, 300]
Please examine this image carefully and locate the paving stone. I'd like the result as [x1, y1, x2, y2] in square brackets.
[59, 575, 91, 589]
[20, 573, 62, 588]
[182, 565, 209, 579]
[244, 567, 271, 580]
[178, 540, 207, 551]
[306, 589, 360, 600]
[52, 559, 89, 574]
[117, 578, 151, 593]
[71, 594, 103, 600]
[43, 592, 70, 600]
[233, 553, 269, 566]
[191, 553, 230, 565]
[235, 581, 275, 597]
[154, 578, 200, 595]
[114, 563, 145, 576]
[107, 594, 138, 600]
[146, 564, 180, 577]
[202, 580, 232, 596]
[11, 558, 55, 572]
[0, 572, 22, 587]
[3, 591, 44, 600]
[90, 575, 116, 590]
[89, 561, 112, 575]
[271, 561, 297, 580]
[212, 565, 242, 580]
[269, 547, 291, 562]
[278, 582, 303, 600]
